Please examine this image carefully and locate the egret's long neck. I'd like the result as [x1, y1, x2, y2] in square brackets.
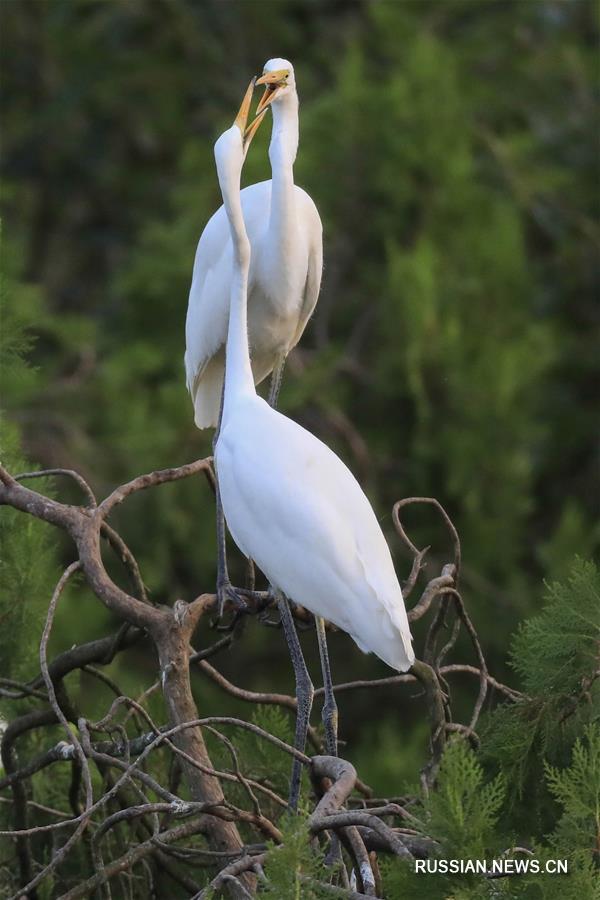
[219, 163, 255, 418]
[268, 93, 299, 241]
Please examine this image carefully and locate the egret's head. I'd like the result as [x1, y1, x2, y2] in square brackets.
[255, 58, 295, 114]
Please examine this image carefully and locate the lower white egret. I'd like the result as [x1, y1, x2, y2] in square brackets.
[185, 58, 322, 615]
[213, 86, 415, 809]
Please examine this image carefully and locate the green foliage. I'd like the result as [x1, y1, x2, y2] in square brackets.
[202, 704, 297, 817]
[427, 738, 505, 859]
[512, 558, 600, 698]
[378, 738, 505, 900]
[482, 559, 600, 815]
[0, 423, 58, 681]
[379, 726, 600, 900]
[503, 726, 600, 900]
[261, 814, 330, 900]
[242, 705, 296, 800]
[0, 277, 60, 682]
[352, 717, 429, 797]
[379, 563, 599, 899]
[545, 724, 600, 861]
[252, 703, 295, 746]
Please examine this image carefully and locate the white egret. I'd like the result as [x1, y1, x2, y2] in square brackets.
[184, 57, 322, 428]
[213, 86, 415, 809]
[185, 58, 322, 614]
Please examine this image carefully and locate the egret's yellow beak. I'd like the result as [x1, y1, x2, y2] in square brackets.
[255, 68, 290, 115]
[234, 78, 267, 150]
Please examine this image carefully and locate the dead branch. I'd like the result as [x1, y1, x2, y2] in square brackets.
[310, 811, 411, 858]
[393, 496, 461, 578]
[0, 458, 502, 898]
[411, 659, 448, 790]
[0, 461, 253, 897]
[195, 658, 322, 749]
[56, 815, 210, 900]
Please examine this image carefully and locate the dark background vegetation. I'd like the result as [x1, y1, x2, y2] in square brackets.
[1, 0, 598, 849]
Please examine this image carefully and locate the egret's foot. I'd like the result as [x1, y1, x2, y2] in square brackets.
[256, 586, 278, 623]
[216, 580, 248, 618]
[236, 587, 271, 608]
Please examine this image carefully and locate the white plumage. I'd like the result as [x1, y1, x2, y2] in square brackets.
[217, 395, 415, 671]
[185, 58, 323, 428]
[213, 97, 415, 675]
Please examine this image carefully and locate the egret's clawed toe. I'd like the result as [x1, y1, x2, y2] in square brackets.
[216, 580, 248, 619]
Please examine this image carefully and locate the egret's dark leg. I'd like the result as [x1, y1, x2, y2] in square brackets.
[214, 480, 244, 616]
[268, 355, 287, 409]
[315, 616, 338, 757]
[277, 591, 314, 811]
[315, 615, 341, 865]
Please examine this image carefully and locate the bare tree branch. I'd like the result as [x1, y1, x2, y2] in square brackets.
[1, 459, 503, 898]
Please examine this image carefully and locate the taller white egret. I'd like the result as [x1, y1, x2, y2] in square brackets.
[184, 57, 323, 428]
[213, 87, 415, 809]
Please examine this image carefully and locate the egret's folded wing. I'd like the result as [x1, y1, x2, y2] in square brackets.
[292, 192, 323, 348]
[184, 205, 231, 396]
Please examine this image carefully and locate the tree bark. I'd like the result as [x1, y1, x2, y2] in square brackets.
[152, 609, 256, 897]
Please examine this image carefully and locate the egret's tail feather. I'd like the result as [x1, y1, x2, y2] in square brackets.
[193, 358, 224, 430]
[388, 601, 415, 669]
[358, 557, 415, 671]
[350, 629, 413, 673]
[381, 636, 415, 673]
